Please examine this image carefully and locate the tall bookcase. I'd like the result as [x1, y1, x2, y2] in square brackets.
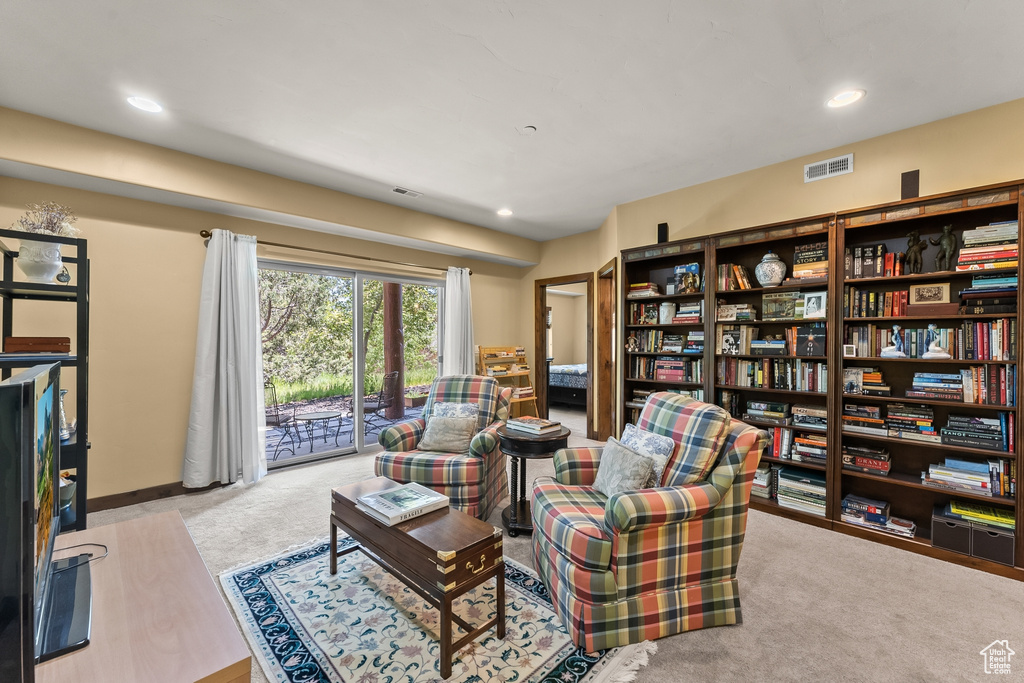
[0, 229, 90, 532]
[620, 238, 709, 429]
[619, 181, 1023, 580]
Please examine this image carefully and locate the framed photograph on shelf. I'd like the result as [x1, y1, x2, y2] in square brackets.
[843, 344, 856, 357]
[802, 291, 827, 319]
[909, 283, 950, 304]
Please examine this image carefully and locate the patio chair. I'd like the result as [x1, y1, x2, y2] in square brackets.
[363, 370, 400, 433]
[265, 380, 301, 461]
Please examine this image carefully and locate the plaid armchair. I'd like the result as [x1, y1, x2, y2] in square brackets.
[375, 375, 512, 520]
[531, 392, 768, 651]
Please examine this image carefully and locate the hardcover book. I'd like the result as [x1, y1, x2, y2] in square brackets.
[357, 482, 449, 526]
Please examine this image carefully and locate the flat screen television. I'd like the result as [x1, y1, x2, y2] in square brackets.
[0, 363, 91, 682]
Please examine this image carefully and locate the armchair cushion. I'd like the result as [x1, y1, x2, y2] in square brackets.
[639, 393, 731, 485]
[418, 415, 477, 453]
[532, 478, 611, 571]
[591, 437, 654, 498]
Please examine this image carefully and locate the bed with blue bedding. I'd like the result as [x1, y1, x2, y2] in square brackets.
[547, 362, 588, 407]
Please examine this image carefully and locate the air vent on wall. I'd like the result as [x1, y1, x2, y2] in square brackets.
[804, 153, 854, 183]
[392, 186, 422, 198]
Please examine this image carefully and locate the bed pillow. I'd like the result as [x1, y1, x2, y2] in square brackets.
[418, 416, 477, 453]
[592, 437, 654, 499]
[620, 423, 674, 487]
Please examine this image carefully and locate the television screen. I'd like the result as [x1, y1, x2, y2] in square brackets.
[33, 373, 58, 641]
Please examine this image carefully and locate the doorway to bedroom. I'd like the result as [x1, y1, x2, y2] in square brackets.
[535, 273, 597, 440]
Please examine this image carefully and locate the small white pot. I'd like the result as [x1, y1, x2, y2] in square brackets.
[17, 239, 62, 283]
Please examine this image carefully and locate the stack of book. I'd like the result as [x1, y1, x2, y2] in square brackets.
[845, 285, 910, 318]
[792, 432, 827, 464]
[940, 413, 1009, 452]
[752, 462, 776, 500]
[956, 221, 1018, 271]
[356, 482, 449, 526]
[942, 501, 1016, 531]
[512, 386, 534, 398]
[716, 302, 757, 321]
[921, 457, 999, 496]
[506, 416, 561, 435]
[653, 357, 702, 383]
[959, 272, 1018, 316]
[717, 389, 741, 418]
[788, 241, 828, 282]
[776, 467, 827, 517]
[661, 334, 683, 353]
[627, 282, 661, 298]
[673, 301, 703, 323]
[886, 403, 938, 442]
[683, 331, 704, 354]
[743, 400, 791, 425]
[906, 372, 963, 401]
[749, 338, 787, 356]
[841, 403, 886, 436]
[841, 493, 916, 538]
[717, 263, 753, 290]
[841, 444, 891, 475]
[487, 365, 510, 376]
[792, 404, 827, 430]
[842, 367, 890, 396]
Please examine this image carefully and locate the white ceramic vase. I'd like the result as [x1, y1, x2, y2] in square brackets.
[17, 239, 62, 283]
[754, 250, 787, 287]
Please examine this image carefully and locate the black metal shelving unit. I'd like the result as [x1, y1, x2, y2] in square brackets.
[0, 228, 89, 531]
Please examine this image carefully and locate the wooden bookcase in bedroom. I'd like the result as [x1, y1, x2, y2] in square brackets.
[619, 180, 1023, 581]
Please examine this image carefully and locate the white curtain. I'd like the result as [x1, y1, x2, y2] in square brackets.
[442, 266, 475, 375]
[183, 229, 267, 487]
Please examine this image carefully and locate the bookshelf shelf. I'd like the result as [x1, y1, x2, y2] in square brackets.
[714, 385, 827, 396]
[839, 431, 1011, 456]
[840, 468, 1017, 505]
[476, 346, 538, 418]
[841, 393, 1014, 410]
[760, 454, 827, 472]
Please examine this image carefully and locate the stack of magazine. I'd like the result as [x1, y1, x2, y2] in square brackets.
[506, 416, 561, 434]
[356, 482, 449, 526]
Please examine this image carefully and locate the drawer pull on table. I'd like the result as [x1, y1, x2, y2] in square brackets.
[467, 554, 487, 574]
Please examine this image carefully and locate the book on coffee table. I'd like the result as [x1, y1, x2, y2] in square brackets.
[505, 416, 562, 434]
[356, 482, 449, 525]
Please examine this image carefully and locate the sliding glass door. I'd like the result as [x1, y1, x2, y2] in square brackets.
[259, 260, 442, 466]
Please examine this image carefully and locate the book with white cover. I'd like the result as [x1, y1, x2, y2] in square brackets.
[357, 482, 449, 525]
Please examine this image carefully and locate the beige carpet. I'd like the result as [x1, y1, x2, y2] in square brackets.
[91, 440, 1024, 682]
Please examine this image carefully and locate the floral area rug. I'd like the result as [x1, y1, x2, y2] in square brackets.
[220, 537, 656, 682]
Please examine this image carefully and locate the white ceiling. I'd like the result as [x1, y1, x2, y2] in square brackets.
[3, 1, 1024, 243]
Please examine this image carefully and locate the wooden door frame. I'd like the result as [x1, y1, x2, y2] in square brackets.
[534, 272, 595, 439]
[596, 258, 616, 440]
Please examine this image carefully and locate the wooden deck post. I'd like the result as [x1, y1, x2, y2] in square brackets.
[383, 282, 405, 419]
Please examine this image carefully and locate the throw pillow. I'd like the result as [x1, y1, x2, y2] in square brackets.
[418, 416, 478, 454]
[620, 423, 674, 487]
[592, 437, 654, 498]
[431, 401, 480, 419]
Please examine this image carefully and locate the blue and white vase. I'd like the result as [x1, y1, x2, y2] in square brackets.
[754, 250, 786, 287]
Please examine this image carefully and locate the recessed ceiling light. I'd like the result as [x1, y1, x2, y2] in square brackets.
[127, 96, 163, 113]
[496, 208, 513, 217]
[827, 89, 865, 108]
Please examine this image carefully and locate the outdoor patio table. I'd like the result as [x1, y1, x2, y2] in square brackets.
[294, 410, 344, 451]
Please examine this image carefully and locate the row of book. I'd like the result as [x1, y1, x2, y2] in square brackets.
[844, 243, 898, 279]
[629, 356, 703, 383]
[906, 368, 1016, 406]
[776, 467, 827, 517]
[841, 494, 916, 538]
[626, 388, 704, 423]
[716, 263, 753, 290]
[922, 455, 1015, 498]
[716, 357, 827, 392]
[716, 302, 756, 320]
[741, 401, 825, 427]
[942, 500, 1015, 531]
[757, 426, 827, 463]
[628, 330, 704, 354]
[955, 221, 1018, 271]
[843, 401, 1014, 451]
[842, 444, 890, 475]
[842, 320, 1016, 361]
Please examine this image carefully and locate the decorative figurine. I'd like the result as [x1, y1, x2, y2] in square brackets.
[626, 332, 640, 353]
[880, 324, 906, 358]
[929, 224, 958, 271]
[922, 323, 952, 359]
[905, 230, 928, 274]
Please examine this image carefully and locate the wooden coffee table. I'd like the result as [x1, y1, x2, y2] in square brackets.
[330, 477, 505, 679]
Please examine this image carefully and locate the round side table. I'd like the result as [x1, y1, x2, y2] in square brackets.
[497, 424, 571, 536]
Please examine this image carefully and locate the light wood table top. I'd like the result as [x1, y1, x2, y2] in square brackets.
[36, 510, 251, 683]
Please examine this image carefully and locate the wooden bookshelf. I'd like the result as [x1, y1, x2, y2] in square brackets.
[619, 181, 1024, 580]
[476, 345, 538, 418]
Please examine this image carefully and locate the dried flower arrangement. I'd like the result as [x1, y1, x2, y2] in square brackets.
[11, 202, 80, 237]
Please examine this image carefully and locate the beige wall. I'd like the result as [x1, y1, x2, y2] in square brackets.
[546, 284, 587, 365]
[0, 176, 524, 498]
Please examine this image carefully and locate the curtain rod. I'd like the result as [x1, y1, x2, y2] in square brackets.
[198, 230, 469, 275]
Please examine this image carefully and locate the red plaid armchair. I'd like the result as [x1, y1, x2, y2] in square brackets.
[375, 375, 512, 520]
[531, 392, 768, 651]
